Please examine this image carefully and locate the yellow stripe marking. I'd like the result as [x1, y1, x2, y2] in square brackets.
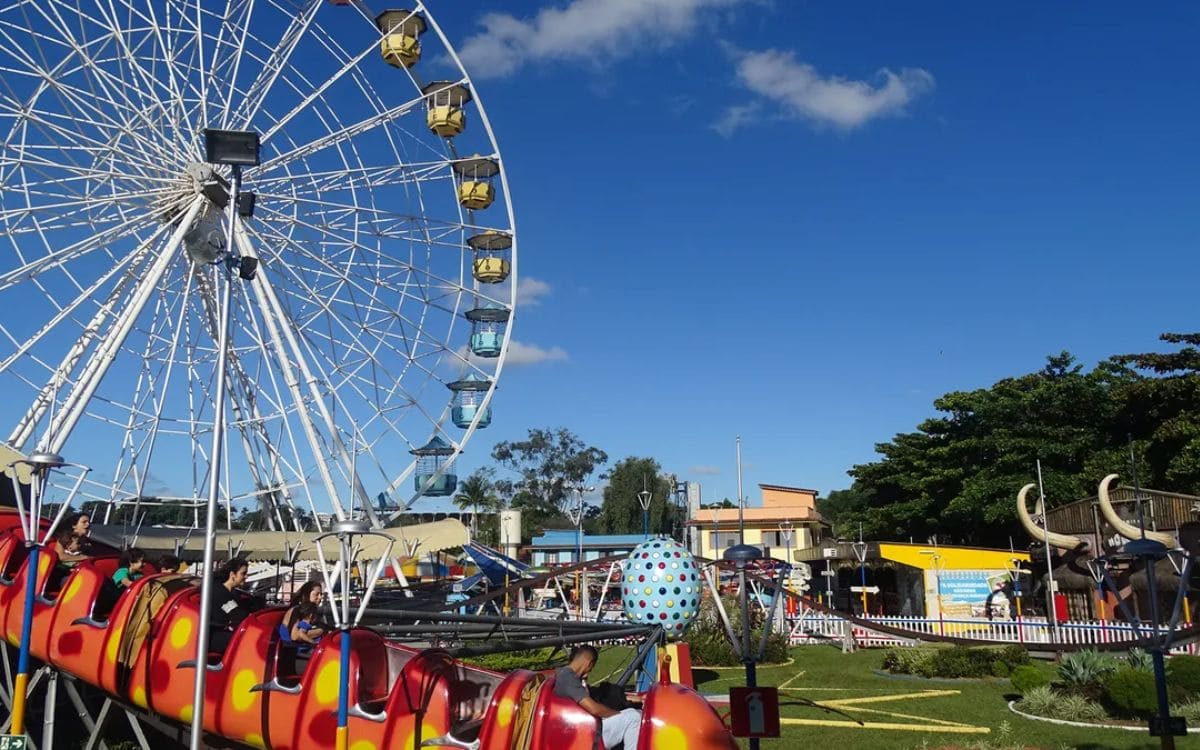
[781, 718, 990, 734]
[818, 689, 960, 707]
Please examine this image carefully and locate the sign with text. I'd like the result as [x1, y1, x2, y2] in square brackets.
[729, 687, 780, 738]
[0, 736, 28, 750]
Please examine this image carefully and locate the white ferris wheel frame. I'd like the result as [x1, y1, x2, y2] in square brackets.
[0, 0, 518, 529]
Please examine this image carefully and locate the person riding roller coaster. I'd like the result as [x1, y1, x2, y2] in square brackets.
[208, 557, 253, 655]
[553, 645, 642, 750]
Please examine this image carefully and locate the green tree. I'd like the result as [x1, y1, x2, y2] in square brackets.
[1111, 333, 1200, 493]
[834, 352, 1141, 545]
[491, 427, 607, 515]
[594, 457, 676, 536]
[453, 468, 502, 543]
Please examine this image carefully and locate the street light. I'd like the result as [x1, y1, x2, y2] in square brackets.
[313, 520, 396, 750]
[1008, 557, 1030, 645]
[5, 453, 89, 738]
[920, 543, 945, 636]
[851, 524, 869, 616]
[565, 483, 594, 620]
[724, 542, 765, 750]
[189, 127, 259, 750]
[637, 474, 653, 538]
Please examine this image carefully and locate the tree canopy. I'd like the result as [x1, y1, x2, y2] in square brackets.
[819, 334, 1200, 548]
[594, 457, 677, 536]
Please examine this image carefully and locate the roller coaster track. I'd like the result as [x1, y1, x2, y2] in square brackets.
[0, 514, 737, 750]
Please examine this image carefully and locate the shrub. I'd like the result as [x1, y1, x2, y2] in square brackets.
[1015, 685, 1057, 717]
[463, 648, 559, 672]
[1104, 667, 1158, 718]
[997, 644, 1031, 668]
[1054, 692, 1108, 723]
[1173, 700, 1200, 724]
[884, 646, 1028, 679]
[1058, 649, 1118, 687]
[685, 615, 788, 666]
[1168, 655, 1200, 701]
[930, 647, 993, 678]
[1010, 664, 1050, 694]
[1126, 648, 1154, 672]
[1016, 686, 1106, 723]
[990, 659, 1011, 678]
[882, 648, 936, 676]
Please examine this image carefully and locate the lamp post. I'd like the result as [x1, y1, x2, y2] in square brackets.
[851, 523, 869, 616]
[5, 453, 89, 738]
[565, 483, 594, 621]
[1034, 460, 1059, 641]
[189, 128, 260, 750]
[724, 542, 764, 750]
[313, 520, 396, 750]
[921, 542, 945, 636]
[1008, 557, 1028, 645]
[637, 474, 653, 538]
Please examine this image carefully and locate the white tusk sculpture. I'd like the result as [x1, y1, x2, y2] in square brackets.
[1017, 483, 1088, 551]
[1096, 473, 1176, 547]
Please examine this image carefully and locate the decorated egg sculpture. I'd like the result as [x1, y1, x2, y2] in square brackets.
[620, 536, 701, 640]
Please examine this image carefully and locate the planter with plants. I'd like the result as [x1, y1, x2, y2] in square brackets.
[1010, 648, 1200, 731]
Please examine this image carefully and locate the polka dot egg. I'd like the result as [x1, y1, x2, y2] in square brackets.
[620, 537, 700, 640]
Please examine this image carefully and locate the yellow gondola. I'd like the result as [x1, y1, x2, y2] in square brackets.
[375, 9, 427, 69]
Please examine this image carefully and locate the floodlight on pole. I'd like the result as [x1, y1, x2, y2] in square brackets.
[637, 474, 653, 538]
[723, 541, 764, 750]
[189, 127, 260, 750]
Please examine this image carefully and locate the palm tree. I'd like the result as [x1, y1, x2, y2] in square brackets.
[453, 469, 500, 539]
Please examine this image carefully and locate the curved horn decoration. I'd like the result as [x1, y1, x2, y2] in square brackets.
[1097, 473, 1175, 547]
[1017, 483, 1087, 551]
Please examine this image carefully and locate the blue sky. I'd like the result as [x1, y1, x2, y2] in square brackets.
[431, 0, 1200, 507]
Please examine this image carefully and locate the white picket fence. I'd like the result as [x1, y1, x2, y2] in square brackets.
[789, 612, 1198, 653]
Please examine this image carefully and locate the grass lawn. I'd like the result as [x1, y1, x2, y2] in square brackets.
[599, 645, 1200, 750]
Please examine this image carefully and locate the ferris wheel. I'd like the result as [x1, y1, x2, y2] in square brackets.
[0, 1, 516, 528]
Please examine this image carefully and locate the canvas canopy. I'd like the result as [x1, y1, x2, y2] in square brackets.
[87, 518, 468, 562]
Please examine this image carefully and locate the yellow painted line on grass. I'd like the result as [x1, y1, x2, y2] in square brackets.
[776, 670, 806, 690]
[781, 718, 990, 734]
[822, 704, 976, 728]
[819, 689, 960, 707]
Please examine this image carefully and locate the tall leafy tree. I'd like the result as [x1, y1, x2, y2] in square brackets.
[830, 352, 1142, 546]
[594, 457, 676, 536]
[491, 428, 608, 514]
[1111, 332, 1200, 492]
[453, 468, 501, 541]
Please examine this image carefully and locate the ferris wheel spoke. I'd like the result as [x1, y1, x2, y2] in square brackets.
[253, 28, 380, 144]
[36, 197, 204, 453]
[230, 0, 322, 130]
[253, 158, 451, 195]
[246, 216, 462, 353]
[3, 5, 178, 162]
[0, 211, 158, 294]
[254, 203, 486, 316]
[0, 228, 163, 376]
[255, 91, 429, 176]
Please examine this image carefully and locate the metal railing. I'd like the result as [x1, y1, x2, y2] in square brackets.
[788, 612, 1197, 653]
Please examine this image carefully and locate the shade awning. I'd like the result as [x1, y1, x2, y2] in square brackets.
[88, 518, 469, 562]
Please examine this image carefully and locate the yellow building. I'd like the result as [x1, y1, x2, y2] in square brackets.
[688, 484, 826, 561]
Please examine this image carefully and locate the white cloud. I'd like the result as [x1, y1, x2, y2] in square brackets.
[459, 0, 744, 79]
[712, 102, 761, 137]
[721, 49, 934, 131]
[459, 340, 568, 367]
[516, 276, 552, 306]
[505, 340, 569, 365]
[689, 465, 722, 476]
